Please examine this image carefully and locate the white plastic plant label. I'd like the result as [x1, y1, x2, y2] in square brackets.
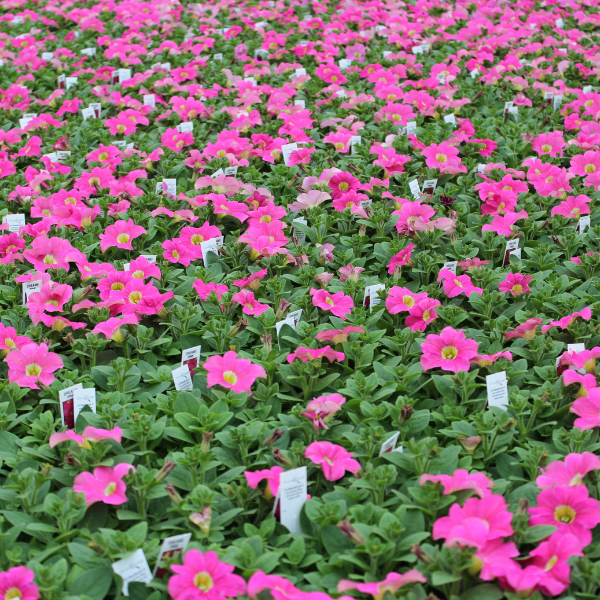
[363, 283, 385, 312]
[408, 179, 421, 199]
[59, 383, 83, 428]
[172, 364, 193, 391]
[3, 214, 25, 233]
[276, 466, 307, 534]
[487, 371, 509, 409]
[200, 236, 224, 267]
[112, 549, 153, 596]
[72, 388, 97, 422]
[281, 143, 298, 166]
[379, 432, 400, 456]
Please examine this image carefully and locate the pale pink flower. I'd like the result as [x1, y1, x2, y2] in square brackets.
[305, 441, 361, 481]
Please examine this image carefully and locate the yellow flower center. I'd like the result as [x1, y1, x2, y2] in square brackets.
[194, 573, 213, 592]
[585, 164, 596, 173]
[132, 270, 144, 279]
[573, 207, 581, 214]
[25, 363, 42, 377]
[42, 209, 51, 216]
[545, 555, 558, 571]
[423, 310, 431, 320]
[105, 482, 117, 496]
[116, 233, 130, 244]
[339, 182, 349, 190]
[112, 282, 125, 291]
[335, 142, 345, 149]
[554, 505, 576, 523]
[541, 144, 552, 153]
[454, 279, 463, 287]
[89, 177, 100, 186]
[99, 152, 108, 161]
[403, 296, 415, 307]
[44, 255, 56, 264]
[129, 291, 142, 303]
[191, 234, 204, 245]
[325, 297, 334, 305]
[5, 588, 23, 600]
[116, 125, 126, 132]
[172, 250, 180, 258]
[223, 371, 237, 385]
[4, 339, 15, 348]
[512, 284, 523, 292]
[436, 153, 447, 162]
[441, 346, 458, 360]
[47, 300, 59, 306]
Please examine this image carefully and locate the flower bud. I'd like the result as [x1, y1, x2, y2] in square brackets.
[337, 519, 365, 545]
[399, 405, 413, 424]
[273, 448, 293, 467]
[263, 429, 284, 447]
[202, 431, 213, 452]
[155, 459, 177, 482]
[165, 482, 182, 505]
[275, 298, 292, 319]
[189, 507, 212, 535]
[457, 436, 482, 454]
[315, 272, 333, 288]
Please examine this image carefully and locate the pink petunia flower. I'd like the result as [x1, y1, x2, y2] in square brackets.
[99, 219, 146, 253]
[505, 318, 544, 340]
[50, 426, 123, 449]
[387, 243, 415, 274]
[310, 288, 354, 320]
[438, 269, 483, 298]
[244, 466, 285, 499]
[315, 327, 364, 344]
[529, 484, 600, 547]
[232, 290, 269, 316]
[203, 351, 267, 396]
[420, 469, 494, 499]
[498, 273, 532, 296]
[537, 452, 600, 489]
[0, 567, 39, 600]
[286, 346, 345, 364]
[73, 463, 136, 507]
[386, 287, 428, 314]
[168, 550, 245, 600]
[337, 571, 426, 597]
[420, 326, 479, 373]
[571, 387, 600, 430]
[90, 315, 139, 342]
[405, 298, 441, 332]
[541, 307, 592, 334]
[551, 195, 591, 219]
[301, 393, 346, 432]
[305, 441, 361, 481]
[6, 342, 63, 389]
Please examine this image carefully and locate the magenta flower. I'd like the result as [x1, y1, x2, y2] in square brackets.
[437, 269, 483, 298]
[571, 388, 600, 430]
[6, 342, 63, 389]
[473, 539, 520, 582]
[505, 318, 544, 340]
[537, 452, 600, 489]
[99, 219, 146, 252]
[528, 533, 583, 596]
[244, 466, 284, 499]
[305, 441, 361, 481]
[73, 463, 135, 507]
[168, 550, 245, 600]
[203, 351, 267, 396]
[531, 130, 565, 157]
[301, 393, 346, 432]
[529, 484, 600, 547]
[541, 307, 592, 334]
[286, 346, 345, 363]
[433, 494, 514, 549]
[91, 315, 139, 342]
[387, 243, 415, 274]
[498, 273, 532, 296]
[0, 567, 39, 600]
[551, 195, 591, 219]
[420, 469, 494, 499]
[310, 288, 354, 319]
[420, 327, 479, 373]
[232, 269, 268, 291]
[405, 298, 441, 332]
[386, 287, 428, 314]
[315, 327, 364, 344]
[50, 426, 123, 449]
[470, 351, 513, 367]
[0, 323, 31, 356]
[194, 279, 229, 303]
[338, 571, 426, 597]
[338, 263, 365, 282]
[232, 290, 269, 316]
[23, 236, 83, 272]
[481, 210, 528, 236]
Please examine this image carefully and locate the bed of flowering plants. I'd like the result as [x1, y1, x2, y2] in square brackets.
[4, 0, 600, 598]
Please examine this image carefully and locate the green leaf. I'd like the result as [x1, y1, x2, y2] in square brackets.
[521, 525, 557, 544]
[69, 567, 114, 600]
[460, 584, 504, 600]
[431, 571, 461, 585]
